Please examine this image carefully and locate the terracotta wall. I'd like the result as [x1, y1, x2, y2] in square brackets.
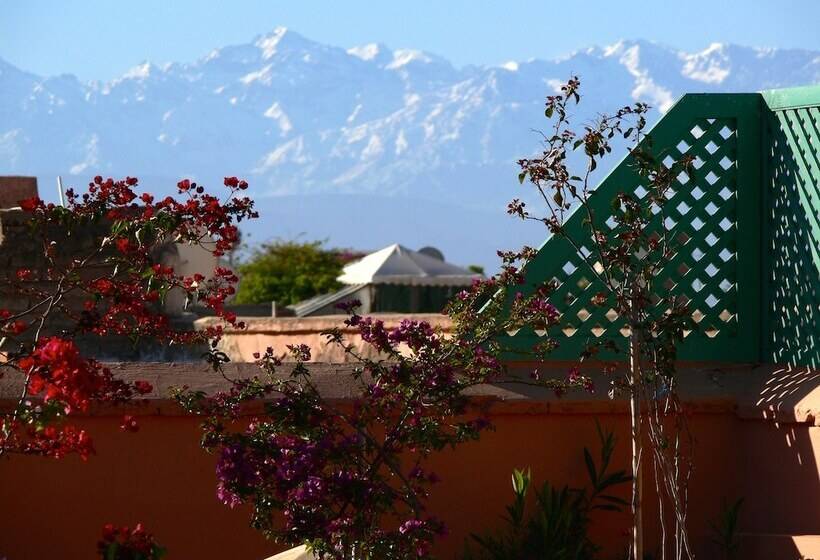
[0, 363, 817, 560]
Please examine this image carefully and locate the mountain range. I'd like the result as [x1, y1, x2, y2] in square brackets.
[1, 29, 819, 269]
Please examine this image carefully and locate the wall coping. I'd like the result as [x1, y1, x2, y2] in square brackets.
[194, 313, 454, 335]
[0, 361, 816, 425]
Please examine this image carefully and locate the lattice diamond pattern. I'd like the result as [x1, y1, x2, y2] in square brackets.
[643, 117, 740, 340]
[508, 117, 740, 347]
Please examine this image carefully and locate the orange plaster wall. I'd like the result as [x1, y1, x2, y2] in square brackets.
[0, 416, 278, 560]
[1, 405, 815, 560]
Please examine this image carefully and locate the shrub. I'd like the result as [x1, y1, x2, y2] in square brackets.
[465, 424, 630, 560]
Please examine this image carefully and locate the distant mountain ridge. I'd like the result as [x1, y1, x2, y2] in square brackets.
[1, 30, 818, 268]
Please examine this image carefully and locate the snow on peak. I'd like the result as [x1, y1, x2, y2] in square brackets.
[703, 42, 727, 55]
[680, 43, 731, 84]
[387, 49, 432, 69]
[122, 62, 154, 80]
[348, 43, 383, 61]
[603, 40, 627, 57]
[255, 26, 290, 59]
[500, 61, 519, 72]
[754, 46, 777, 59]
[240, 64, 273, 85]
[614, 44, 675, 113]
[618, 44, 643, 74]
[263, 102, 293, 135]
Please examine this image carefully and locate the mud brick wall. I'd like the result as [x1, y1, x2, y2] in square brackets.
[0, 208, 204, 360]
[0, 176, 38, 209]
[0, 207, 109, 312]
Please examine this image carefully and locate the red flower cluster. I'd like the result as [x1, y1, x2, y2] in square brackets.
[1, 175, 255, 461]
[19, 337, 150, 414]
[98, 523, 165, 560]
[22, 425, 95, 461]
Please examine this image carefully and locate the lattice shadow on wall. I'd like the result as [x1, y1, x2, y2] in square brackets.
[766, 107, 820, 369]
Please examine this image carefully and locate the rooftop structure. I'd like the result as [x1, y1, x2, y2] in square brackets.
[337, 243, 480, 286]
[287, 244, 481, 316]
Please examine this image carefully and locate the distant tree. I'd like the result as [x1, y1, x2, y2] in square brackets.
[233, 240, 356, 306]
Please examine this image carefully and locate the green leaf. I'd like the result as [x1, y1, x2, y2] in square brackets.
[511, 468, 530, 496]
[598, 494, 629, 506]
[592, 504, 623, 511]
[597, 470, 632, 491]
[583, 448, 597, 486]
[545, 106, 554, 118]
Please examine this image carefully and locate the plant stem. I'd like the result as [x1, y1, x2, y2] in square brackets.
[630, 329, 644, 560]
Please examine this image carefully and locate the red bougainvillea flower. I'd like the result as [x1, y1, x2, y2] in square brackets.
[18, 337, 150, 414]
[18, 196, 41, 212]
[23, 425, 95, 460]
[1, 174, 255, 461]
[6, 320, 28, 335]
[120, 416, 139, 433]
[98, 522, 165, 559]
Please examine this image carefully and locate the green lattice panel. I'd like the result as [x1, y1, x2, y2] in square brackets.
[501, 94, 762, 363]
[652, 118, 740, 340]
[500, 88, 820, 366]
[764, 104, 820, 368]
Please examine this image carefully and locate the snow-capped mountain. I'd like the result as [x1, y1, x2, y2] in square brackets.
[1, 30, 818, 268]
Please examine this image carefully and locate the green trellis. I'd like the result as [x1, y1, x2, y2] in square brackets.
[503, 86, 820, 368]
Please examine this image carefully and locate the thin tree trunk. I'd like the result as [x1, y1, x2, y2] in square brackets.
[630, 330, 644, 560]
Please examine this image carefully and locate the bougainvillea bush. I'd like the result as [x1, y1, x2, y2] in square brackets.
[178, 77, 693, 560]
[0, 175, 255, 460]
[175, 278, 581, 559]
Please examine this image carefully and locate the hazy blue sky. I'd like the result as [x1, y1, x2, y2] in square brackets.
[2, 0, 819, 81]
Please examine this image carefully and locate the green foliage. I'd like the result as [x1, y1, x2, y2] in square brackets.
[102, 542, 166, 560]
[709, 498, 744, 559]
[465, 423, 630, 560]
[233, 240, 351, 305]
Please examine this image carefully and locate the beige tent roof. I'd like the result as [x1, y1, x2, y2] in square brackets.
[337, 244, 480, 287]
[266, 545, 315, 560]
